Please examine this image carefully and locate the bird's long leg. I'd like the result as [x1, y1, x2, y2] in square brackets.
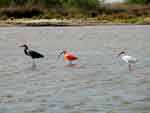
[128, 64, 132, 71]
[69, 61, 73, 65]
[32, 59, 36, 68]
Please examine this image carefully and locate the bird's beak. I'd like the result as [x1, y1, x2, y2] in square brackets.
[57, 51, 64, 60]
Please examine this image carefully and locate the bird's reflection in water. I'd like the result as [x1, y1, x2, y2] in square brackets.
[64, 64, 82, 68]
[31, 64, 36, 70]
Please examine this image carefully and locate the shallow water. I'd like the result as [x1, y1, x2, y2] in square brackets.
[0, 25, 150, 113]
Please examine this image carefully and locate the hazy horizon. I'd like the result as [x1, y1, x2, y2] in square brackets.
[104, 0, 124, 3]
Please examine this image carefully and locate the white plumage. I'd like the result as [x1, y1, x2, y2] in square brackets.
[121, 55, 137, 64]
[118, 51, 138, 70]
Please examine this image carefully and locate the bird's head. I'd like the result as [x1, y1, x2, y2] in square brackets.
[57, 50, 67, 59]
[118, 51, 126, 56]
[20, 44, 28, 49]
[62, 50, 67, 54]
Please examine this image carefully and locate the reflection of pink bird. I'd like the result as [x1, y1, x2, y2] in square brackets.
[58, 50, 78, 64]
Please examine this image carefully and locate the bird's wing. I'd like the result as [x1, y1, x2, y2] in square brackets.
[66, 54, 78, 60]
[128, 56, 137, 63]
[28, 50, 44, 58]
[122, 55, 137, 63]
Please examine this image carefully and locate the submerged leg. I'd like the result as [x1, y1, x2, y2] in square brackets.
[32, 59, 36, 68]
[69, 61, 73, 65]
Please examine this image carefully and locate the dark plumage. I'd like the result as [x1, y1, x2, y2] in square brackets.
[20, 44, 44, 59]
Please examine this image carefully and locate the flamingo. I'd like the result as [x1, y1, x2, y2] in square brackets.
[58, 50, 78, 65]
[118, 51, 138, 71]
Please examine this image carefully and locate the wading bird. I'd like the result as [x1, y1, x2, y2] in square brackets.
[58, 50, 78, 65]
[118, 51, 137, 71]
[20, 44, 44, 67]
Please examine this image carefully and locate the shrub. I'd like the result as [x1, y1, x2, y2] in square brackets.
[126, 0, 150, 4]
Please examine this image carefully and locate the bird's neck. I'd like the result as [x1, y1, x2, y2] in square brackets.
[64, 53, 69, 58]
[120, 54, 126, 58]
[24, 48, 29, 56]
[64, 52, 69, 56]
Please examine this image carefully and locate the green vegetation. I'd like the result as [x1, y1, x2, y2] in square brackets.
[126, 0, 150, 4]
[0, 0, 101, 19]
[0, 0, 100, 9]
[0, 0, 150, 25]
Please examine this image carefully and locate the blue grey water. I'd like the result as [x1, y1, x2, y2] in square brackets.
[0, 25, 150, 113]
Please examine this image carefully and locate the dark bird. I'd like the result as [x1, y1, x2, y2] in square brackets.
[20, 44, 44, 67]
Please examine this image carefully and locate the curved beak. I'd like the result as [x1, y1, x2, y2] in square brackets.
[57, 51, 64, 60]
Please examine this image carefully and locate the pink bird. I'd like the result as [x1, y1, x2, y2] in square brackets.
[58, 50, 78, 65]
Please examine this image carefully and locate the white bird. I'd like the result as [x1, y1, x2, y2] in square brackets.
[118, 51, 138, 71]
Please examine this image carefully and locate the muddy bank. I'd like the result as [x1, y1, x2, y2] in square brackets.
[0, 17, 150, 26]
[0, 19, 98, 26]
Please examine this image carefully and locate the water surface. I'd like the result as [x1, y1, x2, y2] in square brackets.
[0, 25, 150, 113]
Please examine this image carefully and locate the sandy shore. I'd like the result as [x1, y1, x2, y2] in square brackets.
[0, 19, 99, 27]
[0, 18, 150, 26]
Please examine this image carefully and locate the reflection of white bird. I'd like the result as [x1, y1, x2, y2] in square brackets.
[118, 51, 138, 71]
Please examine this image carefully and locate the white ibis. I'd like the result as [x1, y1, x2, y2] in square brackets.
[118, 51, 138, 71]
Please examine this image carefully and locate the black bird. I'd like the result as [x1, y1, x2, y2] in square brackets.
[20, 44, 44, 66]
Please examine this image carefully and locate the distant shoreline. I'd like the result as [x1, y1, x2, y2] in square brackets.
[0, 18, 150, 27]
[0, 2, 150, 27]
